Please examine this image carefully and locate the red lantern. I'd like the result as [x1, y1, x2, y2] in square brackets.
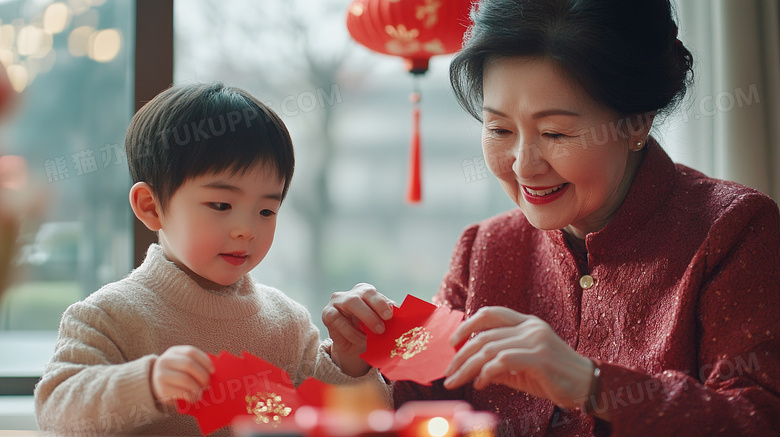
[346, 0, 472, 204]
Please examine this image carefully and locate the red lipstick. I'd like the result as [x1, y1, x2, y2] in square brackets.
[521, 183, 569, 205]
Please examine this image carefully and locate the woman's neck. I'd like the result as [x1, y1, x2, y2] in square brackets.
[563, 146, 646, 242]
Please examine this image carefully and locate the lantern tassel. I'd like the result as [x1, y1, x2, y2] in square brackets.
[406, 90, 422, 204]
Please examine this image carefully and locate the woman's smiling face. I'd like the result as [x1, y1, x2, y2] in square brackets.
[481, 56, 651, 239]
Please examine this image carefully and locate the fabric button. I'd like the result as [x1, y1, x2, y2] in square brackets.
[580, 274, 594, 289]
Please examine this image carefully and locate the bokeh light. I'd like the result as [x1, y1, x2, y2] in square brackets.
[17, 25, 53, 58]
[427, 417, 450, 437]
[6, 64, 28, 92]
[43, 3, 72, 34]
[0, 25, 15, 50]
[67, 25, 93, 57]
[87, 28, 120, 63]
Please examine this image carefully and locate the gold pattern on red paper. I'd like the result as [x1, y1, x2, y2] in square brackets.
[391, 326, 432, 360]
[246, 392, 292, 426]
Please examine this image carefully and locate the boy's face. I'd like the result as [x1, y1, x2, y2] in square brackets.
[157, 164, 285, 290]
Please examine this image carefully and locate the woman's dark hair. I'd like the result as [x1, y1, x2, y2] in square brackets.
[450, 0, 694, 121]
[125, 82, 295, 211]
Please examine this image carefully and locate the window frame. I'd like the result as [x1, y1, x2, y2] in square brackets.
[132, 0, 173, 268]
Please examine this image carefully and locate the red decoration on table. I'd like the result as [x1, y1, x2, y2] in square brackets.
[175, 350, 329, 435]
[346, 0, 473, 204]
[360, 294, 465, 385]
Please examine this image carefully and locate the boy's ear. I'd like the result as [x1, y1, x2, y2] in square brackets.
[129, 182, 162, 232]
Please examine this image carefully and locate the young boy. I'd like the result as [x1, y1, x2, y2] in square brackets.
[34, 83, 389, 435]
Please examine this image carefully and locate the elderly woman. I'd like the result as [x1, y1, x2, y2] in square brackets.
[323, 0, 780, 435]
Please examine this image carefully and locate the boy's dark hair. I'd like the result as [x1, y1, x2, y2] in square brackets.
[125, 82, 295, 211]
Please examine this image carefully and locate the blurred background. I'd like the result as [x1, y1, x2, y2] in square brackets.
[0, 0, 777, 431]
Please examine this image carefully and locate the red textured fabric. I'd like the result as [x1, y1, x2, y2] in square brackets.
[392, 139, 780, 436]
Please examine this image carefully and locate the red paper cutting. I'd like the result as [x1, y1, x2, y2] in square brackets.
[175, 350, 329, 435]
[360, 294, 465, 385]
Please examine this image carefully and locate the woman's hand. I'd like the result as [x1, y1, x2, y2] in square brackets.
[322, 283, 395, 377]
[151, 345, 215, 407]
[443, 306, 594, 410]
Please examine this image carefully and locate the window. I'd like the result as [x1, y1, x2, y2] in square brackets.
[0, 0, 134, 404]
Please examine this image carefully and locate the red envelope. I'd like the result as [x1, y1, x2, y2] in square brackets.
[360, 295, 465, 385]
[176, 350, 329, 435]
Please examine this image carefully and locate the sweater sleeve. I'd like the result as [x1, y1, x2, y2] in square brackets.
[393, 224, 479, 408]
[594, 194, 780, 436]
[34, 300, 165, 434]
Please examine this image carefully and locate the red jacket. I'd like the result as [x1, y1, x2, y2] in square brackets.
[393, 139, 780, 436]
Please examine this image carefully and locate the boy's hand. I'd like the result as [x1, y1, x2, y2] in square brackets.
[151, 345, 215, 407]
[322, 283, 395, 377]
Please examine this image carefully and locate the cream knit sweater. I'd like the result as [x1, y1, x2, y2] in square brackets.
[34, 244, 389, 436]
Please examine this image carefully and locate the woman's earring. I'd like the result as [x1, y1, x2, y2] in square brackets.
[632, 141, 645, 151]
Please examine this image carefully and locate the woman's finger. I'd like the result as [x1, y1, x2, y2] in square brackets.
[444, 326, 522, 376]
[472, 348, 535, 390]
[450, 306, 530, 347]
[446, 316, 545, 378]
[444, 328, 538, 389]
